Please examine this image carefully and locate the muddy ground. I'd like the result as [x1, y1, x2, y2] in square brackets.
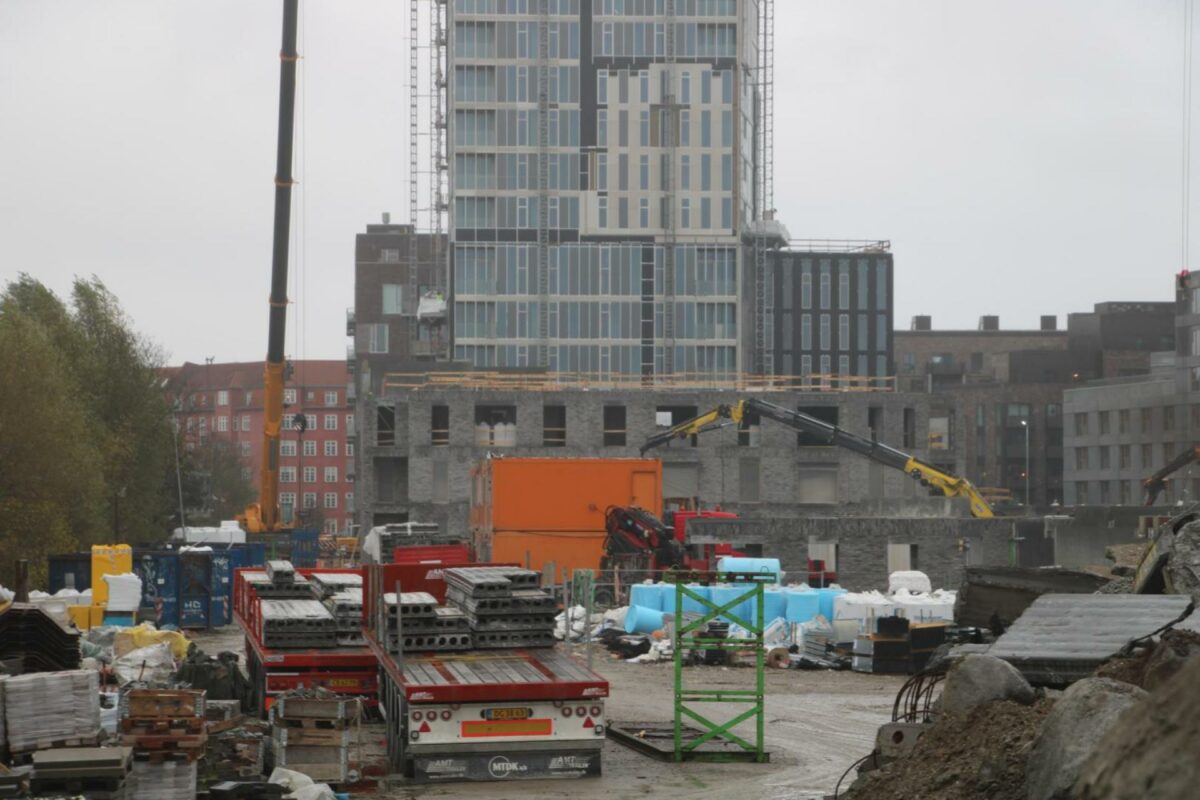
[192, 628, 904, 800]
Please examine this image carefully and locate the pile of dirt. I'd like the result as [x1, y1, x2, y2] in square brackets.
[1074, 652, 1200, 799]
[842, 699, 1054, 800]
[1104, 542, 1147, 572]
[1092, 628, 1200, 691]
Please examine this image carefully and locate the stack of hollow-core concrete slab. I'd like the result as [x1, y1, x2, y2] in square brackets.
[259, 599, 338, 649]
[243, 570, 313, 600]
[323, 588, 365, 646]
[384, 592, 472, 652]
[444, 567, 557, 649]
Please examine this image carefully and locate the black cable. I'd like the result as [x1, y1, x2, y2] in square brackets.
[833, 750, 877, 800]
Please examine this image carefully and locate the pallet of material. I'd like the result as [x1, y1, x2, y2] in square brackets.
[472, 630, 557, 649]
[30, 747, 131, 800]
[266, 560, 296, 585]
[443, 566, 540, 598]
[400, 606, 470, 634]
[127, 753, 197, 800]
[383, 591, 439, 620]
[309, 572, 363, 598]
[259, 599, 338, 648]
[272, 696, 361, 722]
[125, 689, 206, 720]
[4, 670, 101, 754]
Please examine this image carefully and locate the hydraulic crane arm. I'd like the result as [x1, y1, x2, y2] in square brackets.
[1143, 445, 1200, 506]
[641, 398, 995, 518]
[240, 0, 299, 535]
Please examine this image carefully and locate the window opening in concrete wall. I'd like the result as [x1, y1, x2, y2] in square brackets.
[868, 406, 883, 439]
[887, 543, 919, 573]
[431, 404, 450, 446]
[929, 415, 951, 450]
[657, 405, 699, 446]
[374, 457, 408, 504]
[737, 407, 761, 446]
[796, 467, 837, 504]
[902, 407, 916, 450]
[739, 458, 760, 502]
[796, 406, 838, 447]
[543, 405, 567, 447]
[808, 538, 838, 572]
[432, 460, 449, 504]
[475, 405, 517, 448]
[603, 405, 626, 446]
[663, 463, 700, 506]
[376, 405, 395, 447]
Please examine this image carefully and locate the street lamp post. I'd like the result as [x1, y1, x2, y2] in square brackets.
[1021, 419, 1031, 510]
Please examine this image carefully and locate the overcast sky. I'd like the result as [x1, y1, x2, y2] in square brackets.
[0, 1, 1189, 364]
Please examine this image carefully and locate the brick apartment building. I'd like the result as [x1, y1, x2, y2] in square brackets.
[163, 360, 355, 534]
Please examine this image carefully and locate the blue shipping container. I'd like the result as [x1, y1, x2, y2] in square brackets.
[209, 549, 234, 627]
[289, 528, 320, 567]
[179, 551, 212, 629]
[131, 551, 180, 628]
[48, 553, 92, 594]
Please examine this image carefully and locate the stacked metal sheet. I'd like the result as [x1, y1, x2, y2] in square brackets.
[323, 587, 365, 646]
[259, 599, 338, 649]
[383, 593, 472, 652]
[0, 604, 82, 674]
[444, 567, 556, 649]
[376, 522, 443, 559]
[243, 570, 313, 599]
[4, 670, 101, 753]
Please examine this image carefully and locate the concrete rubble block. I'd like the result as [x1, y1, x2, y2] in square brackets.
[940, 653, 1036, 715]
[1025, 678, 1146, 800]
[1164, 520, 1200, 599]
[1141, 629, 1200, 691]
[1073, 655, 1200, 800]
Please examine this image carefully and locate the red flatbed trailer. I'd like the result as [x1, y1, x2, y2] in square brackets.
[233, 566, 378, 716]
[365, 563, 610, 783]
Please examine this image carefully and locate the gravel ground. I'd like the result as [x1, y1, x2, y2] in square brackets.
[191, 628, 904, 800]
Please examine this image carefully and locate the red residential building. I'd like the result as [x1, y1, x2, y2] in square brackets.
[162, 360, 355, 534]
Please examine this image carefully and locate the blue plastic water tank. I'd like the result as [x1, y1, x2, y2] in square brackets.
[630, 583, 662, 612]
[785, 590, 820, 623]
[817, 587, 848, 621]
[625, 604, 666, 634]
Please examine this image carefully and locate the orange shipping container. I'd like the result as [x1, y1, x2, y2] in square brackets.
[471, 457, 662, 577]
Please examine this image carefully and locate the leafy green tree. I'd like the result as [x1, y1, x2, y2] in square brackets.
[174, 438, 256, 528]
[0, 307, 105, 586]
[0, 274, 178, 584]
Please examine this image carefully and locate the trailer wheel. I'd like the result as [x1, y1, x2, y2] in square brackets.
[594, 587, 616, 609]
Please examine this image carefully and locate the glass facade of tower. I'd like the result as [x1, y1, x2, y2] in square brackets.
[449, 0, 759, 377]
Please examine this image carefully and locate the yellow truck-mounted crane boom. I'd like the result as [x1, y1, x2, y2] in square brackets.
[640, 398, 995, 519]
[239, 0, 299, 535]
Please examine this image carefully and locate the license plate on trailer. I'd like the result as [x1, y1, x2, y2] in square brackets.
[482, 707, 532, 721]
[327, 678, 361, 688]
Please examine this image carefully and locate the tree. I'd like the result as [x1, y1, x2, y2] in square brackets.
[174, 438, 256, 528]
[0, 275, 177, 584]
[0, 307, 105, 585]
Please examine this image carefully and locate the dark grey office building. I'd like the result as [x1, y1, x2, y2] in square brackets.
[766, 244, 894, 382]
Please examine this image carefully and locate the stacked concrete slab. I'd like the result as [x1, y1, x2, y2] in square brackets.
[384, 592, 472, 652]
[444, 567, 556, 649]
[259, 599, 338, 649]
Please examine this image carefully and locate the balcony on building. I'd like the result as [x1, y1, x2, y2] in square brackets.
[346, 344, 357, 374]
[346, 308, 356, 337]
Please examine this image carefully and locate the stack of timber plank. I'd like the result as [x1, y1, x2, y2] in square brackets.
[268, 696, 360, 784]
[383, 592, 472, 652]
[444, 567, 557, 649]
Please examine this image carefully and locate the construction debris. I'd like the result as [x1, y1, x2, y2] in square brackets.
[940, 654, 1036, 714]
[1023, 678, 1146, 800]
[953, 567, 1110, 630]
